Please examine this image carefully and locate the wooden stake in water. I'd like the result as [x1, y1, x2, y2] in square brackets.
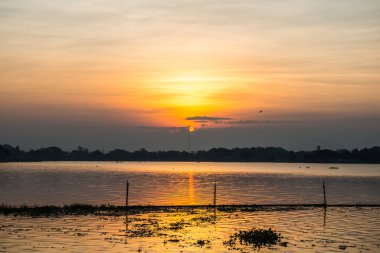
[213, 182, 217, 208]
[126, 180, 130, 209]
[322, 180, 327, 206]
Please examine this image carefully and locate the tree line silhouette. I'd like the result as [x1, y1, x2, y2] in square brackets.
[1, 144, 379, 163]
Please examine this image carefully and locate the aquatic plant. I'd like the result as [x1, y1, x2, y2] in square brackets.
[167, 239, 180, 243]
[168, 219, 187, 230]
[191, 215, 216, 223]
[224, 228, 283, 249]
[1, 204, 375, 218]
[195, 239, 210, 247]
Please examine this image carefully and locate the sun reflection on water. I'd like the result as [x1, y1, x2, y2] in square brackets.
[188, 171, 195, 204]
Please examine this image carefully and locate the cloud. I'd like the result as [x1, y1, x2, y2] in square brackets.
[185, 116, 232, 121]
[226, 120, 301, 125]
[185, 116, 300, 126]
[139, 126, 189, 132]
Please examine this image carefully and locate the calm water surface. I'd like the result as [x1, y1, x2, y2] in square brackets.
[1, 207, 379, 252]
[0, 162, 379, 205]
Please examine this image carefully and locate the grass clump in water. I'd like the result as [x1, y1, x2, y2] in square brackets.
[195, 239, 210, 247]
[191, 215, 216, 225]
[224, 228, 283, 249]
[168, 219, 187, 230]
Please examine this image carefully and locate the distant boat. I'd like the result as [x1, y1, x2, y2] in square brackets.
[329, 166, 339, 170]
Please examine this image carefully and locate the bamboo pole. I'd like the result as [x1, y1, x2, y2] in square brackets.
[213, 182, 217, 209]
[126, 180, 129, 209]
[125, 180, 130, 233]
[322, 180, 327, 206]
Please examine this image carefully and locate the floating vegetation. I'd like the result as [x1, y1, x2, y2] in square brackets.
[0, 204, 208, 217]
[126, 228, 155, 238]
[0, 204, 125, 217]
[195, 239, 210, 247]
[168, 219, 187, 230]
[339, 245, 347, 250]
[125, 219, 163, 238]
[224, 228, 284, 249]
[1, 204, 377, 217]
[218, 205, 311, 213]
[191, 215, 216, 225]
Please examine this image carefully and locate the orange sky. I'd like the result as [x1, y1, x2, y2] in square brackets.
[0, 0, 379, 150]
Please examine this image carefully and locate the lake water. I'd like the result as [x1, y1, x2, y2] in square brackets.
[1, 207, 379, 252]
[1, 162, 380, 253]
[1, 162, 379, 206]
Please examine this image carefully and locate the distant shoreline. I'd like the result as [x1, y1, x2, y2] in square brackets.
[1, 145, 380, 164]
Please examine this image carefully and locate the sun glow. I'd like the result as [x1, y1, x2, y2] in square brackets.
[157, 74, 225, 106]
[110, 70, 259, 127]
[146, 73, 234, 125]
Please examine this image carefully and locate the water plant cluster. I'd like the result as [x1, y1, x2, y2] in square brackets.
[224, 228, 284, 249]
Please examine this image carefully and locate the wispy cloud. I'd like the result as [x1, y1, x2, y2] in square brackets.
[226, 120, 300, 125]
[186, 116, 300, 126]
[186, 116, 232, 121]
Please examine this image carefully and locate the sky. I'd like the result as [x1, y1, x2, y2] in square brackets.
[1, 0, 379, 151]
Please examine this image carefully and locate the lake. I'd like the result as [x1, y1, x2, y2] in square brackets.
[1, 162, 380, 253]
[0, 206, 379, 252]
[0, 162, 379, 206]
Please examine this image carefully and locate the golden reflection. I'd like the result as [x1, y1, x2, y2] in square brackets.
[188, 171, 195, 204]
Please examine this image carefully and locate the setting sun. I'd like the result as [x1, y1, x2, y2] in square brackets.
[157, 74, 221, 107]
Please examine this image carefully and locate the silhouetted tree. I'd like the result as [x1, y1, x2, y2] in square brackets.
[0, 145, 10, 161]
[1, 144, 380, 163]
